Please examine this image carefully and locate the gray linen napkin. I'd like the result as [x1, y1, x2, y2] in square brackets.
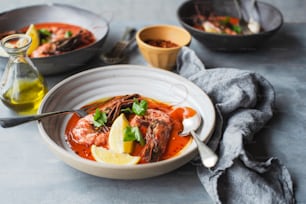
[176, 47, 295, 204]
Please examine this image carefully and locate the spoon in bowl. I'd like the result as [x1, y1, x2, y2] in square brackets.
[247, 0, 260, 33]
[180, 113, 218, 168]
[233, 0, 260, 34]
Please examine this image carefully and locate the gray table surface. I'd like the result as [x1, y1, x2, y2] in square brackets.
[1, 1, 306, 204]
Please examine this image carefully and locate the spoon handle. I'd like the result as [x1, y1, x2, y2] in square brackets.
[0, 110, 72, 128]
[191, 130, 218, 168]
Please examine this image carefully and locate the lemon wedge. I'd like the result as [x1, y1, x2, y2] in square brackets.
[108, 113, 134, 153]
[25, 24, 40, 55]
[91, 145, 140, 165]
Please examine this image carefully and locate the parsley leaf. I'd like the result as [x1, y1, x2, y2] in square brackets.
[38, 29, 52, 44]
[38, 29, 51, 37]
[65, 30, 73, 38]
[121, 98, 148, 116]
[124, 126, 145, 146]
[132, 99, 148, 116]
[232, 25, 242, 34]
[93, 109, 107, 128]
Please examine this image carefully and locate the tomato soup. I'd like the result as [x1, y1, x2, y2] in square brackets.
[65, 94, 195, 164]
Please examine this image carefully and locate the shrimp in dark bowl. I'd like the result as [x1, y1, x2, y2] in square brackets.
[0, 22, 96, 58]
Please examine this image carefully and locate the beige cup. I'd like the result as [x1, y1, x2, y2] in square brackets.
[136, 24, 191, 70]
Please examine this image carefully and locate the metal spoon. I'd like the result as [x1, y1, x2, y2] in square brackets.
[247, 0, 260, 33]
[100, 27, 136, 65]
[233, 0, 260, 34]
[180, 113, 218, 168]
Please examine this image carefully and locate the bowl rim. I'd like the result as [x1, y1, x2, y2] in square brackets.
[177, 0, 284, 38]
[37, 64, 216, 174]
[136, 24, 191, 51]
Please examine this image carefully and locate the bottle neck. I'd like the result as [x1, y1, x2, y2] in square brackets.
[1, 34, 32, 56]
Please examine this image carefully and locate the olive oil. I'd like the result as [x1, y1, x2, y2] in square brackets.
[0, 34, 47, 115]
[1, 78, 47, 115]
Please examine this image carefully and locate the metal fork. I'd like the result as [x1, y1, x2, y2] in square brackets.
[0, 103, 101, 128]
[100, 27, 136, 65]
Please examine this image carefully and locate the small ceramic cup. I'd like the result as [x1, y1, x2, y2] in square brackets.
[136, 24, 191, 71]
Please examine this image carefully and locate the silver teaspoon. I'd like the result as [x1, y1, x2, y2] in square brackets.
[180, 113, 218, 168]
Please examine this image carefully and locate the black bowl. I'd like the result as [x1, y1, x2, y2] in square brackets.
[0, 4, 109, 75]
[177, 0, 283, 51]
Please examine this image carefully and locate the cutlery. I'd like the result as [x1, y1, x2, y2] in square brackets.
[180, 113, 218, 168]
[100, 27, 136, 64]
[0, 102, 106, 128]
[233, 0, 260, 34]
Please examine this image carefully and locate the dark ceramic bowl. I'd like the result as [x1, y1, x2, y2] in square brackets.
[0, 4, 109, 75]
[177, 0, 283, 51]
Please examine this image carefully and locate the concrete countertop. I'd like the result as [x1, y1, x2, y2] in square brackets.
[0, 1, 305, 203]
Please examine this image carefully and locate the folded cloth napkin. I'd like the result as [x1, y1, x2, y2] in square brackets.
[176, 47, 295, 204]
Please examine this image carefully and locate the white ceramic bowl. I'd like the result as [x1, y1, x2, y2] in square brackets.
[37, 65, 216, 179]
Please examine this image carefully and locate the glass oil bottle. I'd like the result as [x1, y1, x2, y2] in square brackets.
[0, 34, 47, 115]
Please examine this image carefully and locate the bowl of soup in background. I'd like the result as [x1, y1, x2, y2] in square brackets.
[136, 24, 191, 70]
[177, 0, 283, 51]
[37, 64, 216, 179]
[0, 4, 109, 75]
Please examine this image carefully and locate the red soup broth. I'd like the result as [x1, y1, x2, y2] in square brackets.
[21, 22, 96, 57]
[65, 96, 195, 164]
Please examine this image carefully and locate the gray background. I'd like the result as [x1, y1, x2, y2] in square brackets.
[0, 0, 306, 204]
[1, 0, 306, 23]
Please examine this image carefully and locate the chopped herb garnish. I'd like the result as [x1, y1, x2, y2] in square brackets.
[39, 29, 51, 37]
[65, 30, 73, 38]
[232, 25, 242, 34]
[121, 98, 148, 116]
[219, 16, 230, 25]
[124, 126, 145, 146]
[132, 99, 148, 116]
[41, 38, 48, 44]
[38, 29, 52, 44]
[93, 108, 107, 128]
